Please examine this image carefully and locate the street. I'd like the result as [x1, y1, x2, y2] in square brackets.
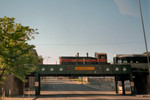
[40, 77, 99, 91]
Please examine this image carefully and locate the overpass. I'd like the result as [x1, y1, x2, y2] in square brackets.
[32, 64, 148, 96]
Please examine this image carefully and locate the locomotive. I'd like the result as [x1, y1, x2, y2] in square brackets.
[59, 53, 108, 65]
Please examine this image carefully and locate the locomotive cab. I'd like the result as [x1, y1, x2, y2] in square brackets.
[95, 53, 107, 64]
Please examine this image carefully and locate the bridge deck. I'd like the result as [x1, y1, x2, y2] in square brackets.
[38, 64, 131, 75]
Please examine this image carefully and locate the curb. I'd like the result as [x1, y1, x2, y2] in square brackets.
[136, 95, 150, 98]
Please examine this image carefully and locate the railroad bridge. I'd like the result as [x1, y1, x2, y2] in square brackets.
[32, 63, 148, 96]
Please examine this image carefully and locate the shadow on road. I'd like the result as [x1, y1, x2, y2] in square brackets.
[33, 94, 139, 100]
[36, 94, 123, 97]
[41, 84, 101, 91]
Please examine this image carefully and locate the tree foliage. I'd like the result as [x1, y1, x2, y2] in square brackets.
[0, 17, 39, 83]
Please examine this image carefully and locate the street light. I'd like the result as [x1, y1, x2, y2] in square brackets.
[44, 56, 50, 64]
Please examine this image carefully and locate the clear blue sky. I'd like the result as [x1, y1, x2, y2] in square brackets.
[0, 0, 150, 64]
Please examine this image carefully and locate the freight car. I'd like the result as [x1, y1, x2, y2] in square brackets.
[59, 53, 107, 65]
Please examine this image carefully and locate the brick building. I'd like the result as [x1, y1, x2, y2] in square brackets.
[0, 75, 23, 96]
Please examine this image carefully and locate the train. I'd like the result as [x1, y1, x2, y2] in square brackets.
[59, 53, 108, 65]
[59, 52, 150, 65]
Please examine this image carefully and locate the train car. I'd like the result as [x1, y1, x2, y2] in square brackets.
[59, 53, 107, 65]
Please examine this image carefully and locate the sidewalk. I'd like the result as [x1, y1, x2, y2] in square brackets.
[136, 94, 150, 98]
[2, 95, 36, 100]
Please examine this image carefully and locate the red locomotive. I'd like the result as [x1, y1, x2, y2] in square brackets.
[59, 53, 107, 65]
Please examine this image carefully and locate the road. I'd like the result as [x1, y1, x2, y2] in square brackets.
[40, 77, 99, 91]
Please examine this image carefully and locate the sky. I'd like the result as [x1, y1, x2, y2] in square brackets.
[0, 0, 150, 64]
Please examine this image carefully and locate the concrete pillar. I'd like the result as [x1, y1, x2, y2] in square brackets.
[147, 74, 150, 94]
[115, 75, 118, 94]
[35, 74, 40, 96]
[130, 74, 135, 95]
[121, 77, 125, 95]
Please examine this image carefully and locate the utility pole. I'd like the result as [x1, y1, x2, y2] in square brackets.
[138, 0, 150, 74]
[139, 0, 150, 93]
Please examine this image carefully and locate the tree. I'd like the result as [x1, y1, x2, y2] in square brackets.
[38, 55, 44, 64]
[0, 16, 39, 83]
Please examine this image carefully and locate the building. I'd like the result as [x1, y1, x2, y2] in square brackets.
[113, 53, 150, 64]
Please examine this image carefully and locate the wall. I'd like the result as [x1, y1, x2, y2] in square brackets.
[0, 74, 23, 96]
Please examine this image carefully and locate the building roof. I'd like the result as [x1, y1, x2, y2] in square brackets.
[113, 54, 147, 58]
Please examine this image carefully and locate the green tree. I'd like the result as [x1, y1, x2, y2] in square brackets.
[0, 16, 39, 83]
[38, 55, 44, 64]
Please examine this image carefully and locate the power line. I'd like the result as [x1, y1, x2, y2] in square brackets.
[33, 41, 144, 46]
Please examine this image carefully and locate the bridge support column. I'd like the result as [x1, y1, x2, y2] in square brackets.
[115, 75, 118, 94]
[130, 74, 135, 95]
[35, 73, 40, 96]
[147, 74, 150, 94]
[121, 76, 125, 95]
